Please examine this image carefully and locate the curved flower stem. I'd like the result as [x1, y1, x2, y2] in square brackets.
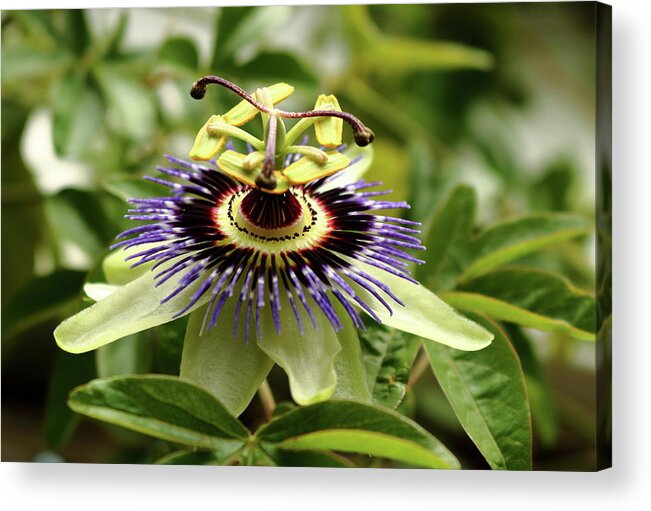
[258, 379, 276, 421]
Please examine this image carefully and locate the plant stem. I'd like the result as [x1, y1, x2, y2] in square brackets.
[258, 379, 276, 421]
[407, 346, 431, 390]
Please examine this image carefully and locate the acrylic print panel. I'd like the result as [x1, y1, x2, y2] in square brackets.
[1, 2, 611, 471]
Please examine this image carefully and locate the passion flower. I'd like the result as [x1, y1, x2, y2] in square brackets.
[54, 76, 492, 414]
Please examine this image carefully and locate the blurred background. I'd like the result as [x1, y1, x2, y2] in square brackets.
[2, 4, 599, 469]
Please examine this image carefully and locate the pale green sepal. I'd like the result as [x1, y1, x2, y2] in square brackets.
[313, 94, 343, 148]
[189, 114, 226, 161]
[225, 82, 294, 126]
[103, 245, 157, 285]
[332, 305, 371, 402]
[180, 303, 274, 417]
[282, 151, 350, 185]
[354, 262, 493, 351]
[84, 283, 120, 302]
[255, 295, 341, 406]
[54, 263, 210, 354]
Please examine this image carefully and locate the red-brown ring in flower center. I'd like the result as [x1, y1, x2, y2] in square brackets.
[239, 188, 304, 230]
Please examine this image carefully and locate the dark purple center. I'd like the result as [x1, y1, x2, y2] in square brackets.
[239, 188, 303, 230]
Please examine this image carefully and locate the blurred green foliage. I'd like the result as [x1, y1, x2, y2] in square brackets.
[2, 4, 601, 470]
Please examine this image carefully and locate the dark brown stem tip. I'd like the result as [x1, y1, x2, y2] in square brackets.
[256, 174, 277, 191]
[190, 81, 207, 100]
[354, 127, 375, 147]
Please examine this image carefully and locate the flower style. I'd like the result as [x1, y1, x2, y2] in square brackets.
[54, 76, 492, 415]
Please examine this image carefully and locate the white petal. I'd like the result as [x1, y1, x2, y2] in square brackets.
[354, 262, 493, 351]
[255, 294, 341, 406]
[83, 283, 120, 302]
[181, 303, 274, 417]
[332, 304, 371, 402]
[55, 262, 210, 354]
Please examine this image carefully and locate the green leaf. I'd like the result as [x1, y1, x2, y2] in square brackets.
[155, 446, 242, 465]
[418, 185, 476, 291]
[44, 352, 96, 451]
[407, 139, 439, 223]
[344, 5, 493, 73]
[259, 444, 355, 468]
[1, 47, 71, 84]
[68, 375, 250, 449]
[506, 324, 558, 447]
[418, 187, 591, 290]
[359, 323, 420, 409]
[211, 6, 256, 68]
[361, 38, 494, 74]
[461, 214, 591, 280]
[1, 103, 43, 304]
[2, 269, 85, 338]
[52, 73, 103, 157]
[45, 189, 112, 261]
[257, 400, 460, 469]
[354, 261, 493, 351]
[103, 175, 170, 202]
[180, 303, 274, 417]
[426, 314, 532, 470]
[235, 51, 316, 87]
[54, 262, 211, 353]
[96, 334, 152, 378]
[99, 11, 128, 58]
[95, 65, 155, 141]
[220, 6, 291, 61]
[447, 268, 596, 340]
[62, 10, 90, 56]
[158, 37, 199, 69]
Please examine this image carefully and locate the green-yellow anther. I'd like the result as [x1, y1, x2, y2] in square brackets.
[225, 82, 294, 126]
[283, 151, 350, 185]
[243, 151, 265, 171]
[313, 94, 343, 148]
[206, 119, 264, 150]
[218, 151, 259, 187]
[286, 146, 328, 164]
[189, 115, 227, 161]
[217, 150, 290, 194]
